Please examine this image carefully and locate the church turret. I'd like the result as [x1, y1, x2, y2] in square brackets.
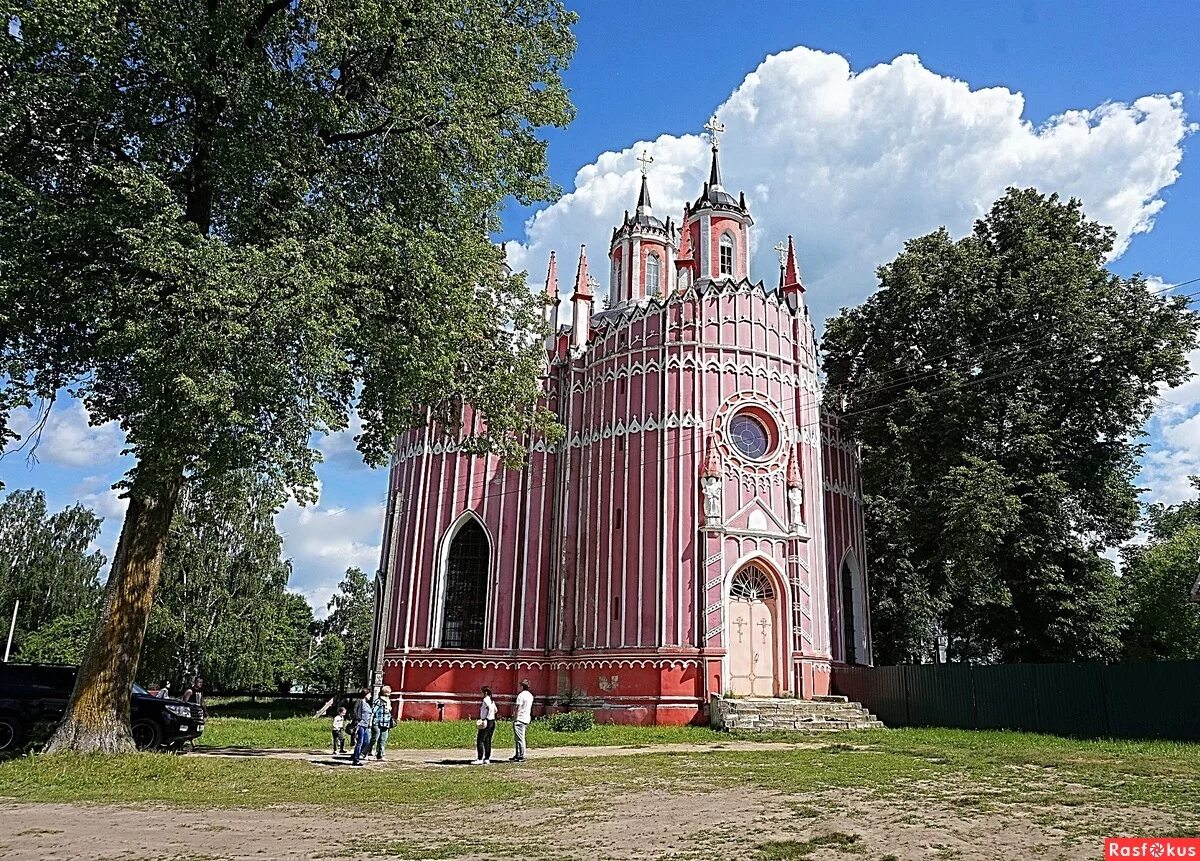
[608, 150, 675, 307]
[571, 245, 592, 348]
[682, 116, 754, 284]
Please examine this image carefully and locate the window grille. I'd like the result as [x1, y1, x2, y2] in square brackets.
[441, 519, 489, 649]
[730, 565, 775, 601]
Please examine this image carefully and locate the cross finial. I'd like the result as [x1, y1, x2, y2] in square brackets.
[773, 240, 787, 266]
[636, 149, 654, 176]
[704, 115, 726, 150]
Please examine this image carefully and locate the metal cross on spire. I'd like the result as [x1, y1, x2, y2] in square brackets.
[773, 240, 788, 267]
[704, 115, 725, 150]
[636, 149, 654, 176]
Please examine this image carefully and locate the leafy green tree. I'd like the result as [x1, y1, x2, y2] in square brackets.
[299, 630, 345, 694]
[822, 188, 1198, 664]
[322, 567, 373, 693]
[0, 489, 104, 652]
[1120, 479, 1200, 661]
[139, 472, 311, 692]
[266, 592, 319, 692]
[0, 0, 574, 751]
[17, 607, 100, 665]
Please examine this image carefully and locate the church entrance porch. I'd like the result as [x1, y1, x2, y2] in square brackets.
[726, 565, 779, 697]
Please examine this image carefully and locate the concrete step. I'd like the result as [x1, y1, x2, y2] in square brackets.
[711, 695, 886, 733]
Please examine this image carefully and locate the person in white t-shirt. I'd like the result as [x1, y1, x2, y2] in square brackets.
[510, 680, 534, 763]
[472, 686, 498, 764]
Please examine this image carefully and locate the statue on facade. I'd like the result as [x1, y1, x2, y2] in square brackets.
[786, 444, 803, 532]
[702, 474, 722, 522]
[700, 436, 723, 526]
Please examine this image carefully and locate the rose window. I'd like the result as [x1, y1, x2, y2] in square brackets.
[729, 413, 771, 460]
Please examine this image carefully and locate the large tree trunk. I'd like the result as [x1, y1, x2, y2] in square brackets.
[45, 465, 183, 753]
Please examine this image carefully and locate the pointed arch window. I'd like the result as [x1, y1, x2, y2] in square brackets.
[440, 518, 489, 649]
[646, 252, 661, 296]
[719, 233, 735, 277]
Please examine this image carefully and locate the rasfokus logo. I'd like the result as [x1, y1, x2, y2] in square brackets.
[1106, 838, 1200, 858]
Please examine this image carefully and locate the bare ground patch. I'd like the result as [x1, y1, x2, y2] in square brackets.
[0, 783, 1189, 861]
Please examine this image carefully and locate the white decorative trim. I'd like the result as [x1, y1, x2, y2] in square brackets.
[386, 656, 702, 670]
[823, 479, 862, 501]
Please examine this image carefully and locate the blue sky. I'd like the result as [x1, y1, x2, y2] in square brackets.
[3, 1, 1199, 612]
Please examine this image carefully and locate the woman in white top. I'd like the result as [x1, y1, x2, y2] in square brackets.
[473, 686, 497, 764]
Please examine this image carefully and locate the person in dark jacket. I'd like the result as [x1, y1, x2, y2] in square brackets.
[350, 689, 372, 766]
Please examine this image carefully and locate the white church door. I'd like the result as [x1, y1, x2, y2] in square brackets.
[727, 565, 778, 697]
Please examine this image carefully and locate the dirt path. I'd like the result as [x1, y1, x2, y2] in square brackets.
[0, 786, 1139, 861]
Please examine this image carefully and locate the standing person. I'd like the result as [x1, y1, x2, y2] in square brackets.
[472, 686, 497, 765]
[331, 706, 347, 755]
[370, 686, 394, 761]
[350, 689, 372, 766]
[510, 680, 534, 763]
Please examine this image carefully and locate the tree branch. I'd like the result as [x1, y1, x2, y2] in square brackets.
[244, 0, 291, 52]
[316, 118, 395, 145]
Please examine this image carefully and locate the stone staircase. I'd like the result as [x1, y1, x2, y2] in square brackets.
[711, 694, 885, 733]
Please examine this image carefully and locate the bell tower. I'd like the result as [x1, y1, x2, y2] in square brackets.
[679, 116, 753, 284]
[608, 150, 676, 306]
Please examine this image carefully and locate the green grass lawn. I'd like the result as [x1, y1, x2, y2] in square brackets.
[3, 726, 1199, 817]
[199, 715, 729, 750]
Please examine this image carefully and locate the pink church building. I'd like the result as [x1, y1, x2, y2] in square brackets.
[371, 135, 871, 725]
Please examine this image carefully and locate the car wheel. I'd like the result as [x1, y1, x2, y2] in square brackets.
[0, 717, 24, 753]
[131, 719, 162, 751]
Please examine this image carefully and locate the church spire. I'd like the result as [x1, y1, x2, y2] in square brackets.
[704, 115, 725, 189]
[636, 149, 654, 216]
[571, 245, 592, 348]
[636, 174, 652, 214]
[781, 235, 804, 296]
[573, 244, 591, 298]
[543, 251, 559, 329]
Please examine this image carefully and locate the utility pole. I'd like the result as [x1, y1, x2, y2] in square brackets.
[4, 601, 19, 662]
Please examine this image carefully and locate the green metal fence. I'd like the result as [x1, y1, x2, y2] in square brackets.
[831, 660, 1200, 740]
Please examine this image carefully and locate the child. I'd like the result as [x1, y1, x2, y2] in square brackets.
[331, 706, 347, 754]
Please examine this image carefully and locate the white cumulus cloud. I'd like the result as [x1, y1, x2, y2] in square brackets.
[3, 401, 126, 469]
[275, 499, 385, 616]
[509, 47, 1190, 329]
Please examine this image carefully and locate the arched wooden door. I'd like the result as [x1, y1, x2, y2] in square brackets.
[727, 565, 778, 697]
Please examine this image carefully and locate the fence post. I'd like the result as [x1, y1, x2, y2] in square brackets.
[969, 663, 979, 730]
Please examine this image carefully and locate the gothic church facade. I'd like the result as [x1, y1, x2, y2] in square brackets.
[372, 133, 870, 724]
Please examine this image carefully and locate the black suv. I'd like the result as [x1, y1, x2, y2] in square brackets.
[0, 663, 205, 753]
